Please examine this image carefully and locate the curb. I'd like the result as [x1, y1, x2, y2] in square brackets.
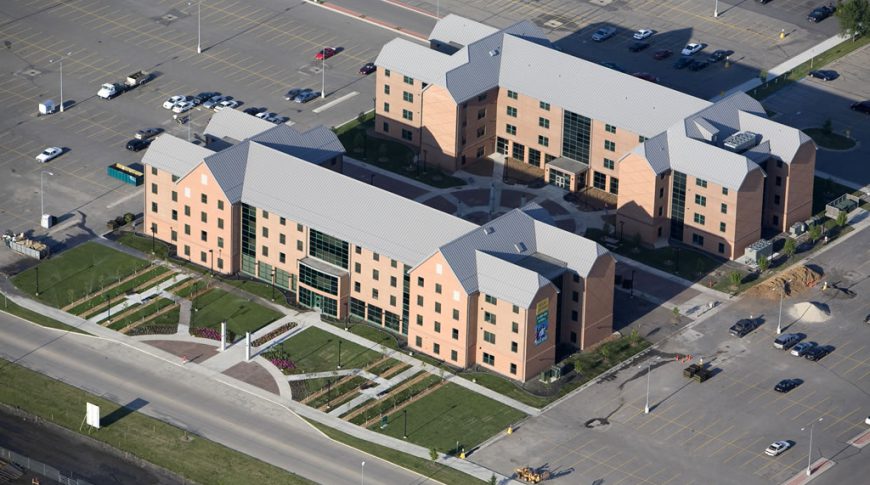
[303, 0, 427, 41]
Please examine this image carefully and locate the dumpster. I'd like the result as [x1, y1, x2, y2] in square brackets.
[39, 99, 58, 115]
[683, 364, 700, 378]
[107, 163, 144, 186]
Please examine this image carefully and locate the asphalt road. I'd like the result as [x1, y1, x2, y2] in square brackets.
[0, 315, 430, 485]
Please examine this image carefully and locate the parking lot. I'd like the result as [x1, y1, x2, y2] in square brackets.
[473, 226, 870, 484]
[0, 0, 402, 266]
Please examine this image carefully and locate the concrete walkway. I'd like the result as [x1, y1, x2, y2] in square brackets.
[87, 272, 190, 323]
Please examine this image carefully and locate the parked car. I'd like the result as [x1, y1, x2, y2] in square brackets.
[203, 95, 232, 109]
[790, 341, 817, 357]
[629, 42, 650, 52]
[757, 0, 772, 4]
[773, 333, 802, 350]
[689, 60, 709, 71]
[243, 107, 267, 115]
[294, 90, 320, 103]
[35, 147, 62, 163]
[808, 5, 835, 22]
[631, 72, 659, 83]
[808, 70, 839, 81]
[135, 128, 163, 140]
[764, 441, 792, 456]
[851, 101, 870, 114]
[729, 318, 758, 337]
[194, 91, 220, 104]
[256, 112, 283, 123]
[633, 29, 654, 40]
[592, 26, 617, 42]
[681, 43, 704, 56]
[673, 57, 693, 69]
[315, 47, 336, 60]
[126, 138, 151, 152]
[162, 95, 186, 109]
[172, 100, 194, 113]
[214, 99, 240, 111]
[774, 379, 801, 393]
[865, 416, 870, 425]
[804, 345, 834, 361]
[359, 62, 376, 75]
[653, 49, 673, 60]
[707, 49, 733, 63]
[284, 88, 304, 101]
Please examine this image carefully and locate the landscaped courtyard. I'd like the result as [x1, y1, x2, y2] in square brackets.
[190, 288, 283, 339]
[266, 327, 383, 374]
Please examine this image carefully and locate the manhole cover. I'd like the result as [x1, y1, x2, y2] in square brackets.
[21, 68, 41, 77]
[162, 14, 178, 22]
[589, 0, 613, 6]
[543, 20, 562, 29]
[157, 9, 186, 26]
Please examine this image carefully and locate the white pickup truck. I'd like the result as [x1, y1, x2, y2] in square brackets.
[97, 70, 149, 99]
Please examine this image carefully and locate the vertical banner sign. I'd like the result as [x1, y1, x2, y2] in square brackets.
[534, 298, 549, 345]
[86, 402, 101, 429]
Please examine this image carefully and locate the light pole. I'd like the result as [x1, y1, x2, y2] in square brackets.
[714, 0, 719, 17]
[209, 249, 213, 274]
[630, 269, 636, 299]
[337, 339, 342, 369]
[189, 1, 202, 53]
[360, 461, 365, 485]
[34, 266, 39, 296]
[802, 418, 823, 476]
[40, 171, 54, 219]
[321, 47, 326, 99]
[403, 409, 408, 439]
[642, 357, 659, 413]
[776, 279, 792, 335]
[151, 227, 156, 254]
[49, 52, 71, 112]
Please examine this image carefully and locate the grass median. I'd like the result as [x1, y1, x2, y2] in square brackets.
[0, 359, 314, 485]
[0, 299, 88, 335]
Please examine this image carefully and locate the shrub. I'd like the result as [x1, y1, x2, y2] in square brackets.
[430, 448, 439, 461]
[192, 326, 235, 342]
[758, 256, 770, 272]
[127, 325, 176, 336]
[836, 211, 848, 227]
[263, 349, 296, 373]
[124, 212, 135, 225]
[783, 238, 796, 258]
[809, 225, 822, 243]
[729, 271, 742, 287]
[251, 322, 298, 347]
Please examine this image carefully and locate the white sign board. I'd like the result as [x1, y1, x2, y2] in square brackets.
[86, 402, 101, 429]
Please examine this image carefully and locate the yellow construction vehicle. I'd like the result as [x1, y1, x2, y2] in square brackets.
[515, 466, 551, 483]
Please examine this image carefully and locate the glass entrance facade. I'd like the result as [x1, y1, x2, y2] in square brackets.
[562, 110, 591, 164]
[670, 171, 686, 240]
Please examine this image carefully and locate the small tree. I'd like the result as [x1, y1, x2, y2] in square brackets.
[836, 211, 848, 227]
[783, 238, 796, 259]
[836, 0, 870, 38]
[809, 225, 822, 244]
[729, 271, 742, 287]
[672, 306, 681, 323]
[490, 474, 497, 485]
[430, 448, 439, 461]
[758, 256, 770, 272]
[822, 118, 833, 134]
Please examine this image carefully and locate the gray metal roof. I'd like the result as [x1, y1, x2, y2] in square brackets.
[141, 134, 214, 177]
[250, 124, 343, 165]
[547, 156, 589, 174]
[428, 14, 498, 47]
[204, 108, 274, 142]
[435, 204, 611, 305]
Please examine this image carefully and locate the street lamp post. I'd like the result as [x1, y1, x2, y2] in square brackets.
[34, 267, 39, 296]
[630, 269, 636, 299]
[403, 409, 408, 439]
[360, 461, 365, 485]
[197, 0, 202, 53]
[209, 249, 213, 274]
[151, 227, 156, 254]
[49, 52, 71, 112]
[337, 340, 342, 369]
[40, 171, 54, 220]
[270, 268, 276, 301]
[776, 279, 791, 335]
[714, 0, 719, 17]
[105, 294, 111, 321]
[321, 47, 326, 99]
[642, 357, 659, 413]
[802, 418, 823, 476]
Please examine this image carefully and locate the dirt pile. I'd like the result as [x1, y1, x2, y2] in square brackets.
[745, 265, 823, 299]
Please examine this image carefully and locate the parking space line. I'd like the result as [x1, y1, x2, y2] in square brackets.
[649, 406, 698, 435]
[695, 424, 735, 453]
[791, 397, 830, 421]
[722, 436, 765, 464]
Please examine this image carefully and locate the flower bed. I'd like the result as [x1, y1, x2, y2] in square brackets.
[251, 322, 298, 347]
[192, 326, 236, 342]
[263, 349, 296, 374]
[126, 325, 177, 336]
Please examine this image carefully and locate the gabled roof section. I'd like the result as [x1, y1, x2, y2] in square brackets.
[202, 142, 251, 203]
[204, 108, 274, 142]
[428, 14, 498, 47]
[250, 124, 343, 165]
[436, 204, 611, 304]
[141, 134, 214, 177]
[664, 131, 764, 190]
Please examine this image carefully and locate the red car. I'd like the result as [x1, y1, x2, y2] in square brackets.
[653, 49, 673, 60]
[632, 72, 659, 83]
[315, 47, 336, 60]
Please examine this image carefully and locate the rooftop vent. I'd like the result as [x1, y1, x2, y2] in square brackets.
[723, 131, 759, 153]
[514, 242, 527, 253]
[489, 48, 499, 57]
[483, 226, 495, 235]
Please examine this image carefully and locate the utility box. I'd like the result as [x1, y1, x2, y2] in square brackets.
[789, 222, 807, 237]
[38, 99, 58, 115]
[41, 214, 56, 229]
[743, 239, 773, 263]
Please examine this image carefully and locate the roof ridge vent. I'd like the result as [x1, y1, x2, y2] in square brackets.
[514, 242, 527, 253]
[483, 226, 495, 235]
[489, 48, 500, 57]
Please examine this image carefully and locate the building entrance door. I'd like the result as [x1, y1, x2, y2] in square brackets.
[549, 170, 570, 190]
[311, 293, 323, 311]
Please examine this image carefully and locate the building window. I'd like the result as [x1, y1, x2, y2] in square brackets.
[183, 245, 190, 256]
[485, 294, 497, 305]
[434, 321, 441, 333]
[262, 227, 269, 238]
[217, 218, 224, 229]
[506, 106, 517, 117]
[483, 331, 495, 344]
[384, 69, 390, 77]
[403, 75, 413, 85]
[695, 194, 706, 206]
[659, 187, 664, 199]
[401, 129, 412, 141]
[387, 294, 395, 306]
[415, 336, 422, 347]
[200, 251, 207, 263]
[262, 246, 268, 257]
[693, 213, 705, 225]
[184, 205, 190, 217]
[417, 277, 424, 287]
[279, 234, 286, 245]
[722, 187, 728, 195]
[151, 166, 157, 176]
[476, 126, 486, 138]
[402, 109, 413, 121]
[452, 309, 459, 320]
[262, 210, 268, 219]
[477, 108, 486, 119]
[435, 283, 442, 294]
[433, 343, 440, 355]
[572, 291, 579, 302]
[434, 302, 441, 314]
[528, 148, 541, 167]
[605, 124, 616, 134]
[540, 101, 550, 110]
[309, 229, 349, 268]
[354, 282, 361, 293]
[639, 135, 648, 143]
[720, 222, 726, 233]
[383, 121, 390, 133]
[538, 117, 549, 129]
[604, 140, 616, 152]
[217, 236, 224, 248]
[507, 90, 518, 99]
[696, 178, 707, 188]
[538, 135, 549, 147]
[484, 311, 496, 324]
[609, 177, 619, 195]
[184, 224, 191, 235]
[512, 305, 519, 314]
[217, 258, 223, 269]
[509, 363, 517, 375]
[593, 171, 606, 190]
[506, 124, 517, 136]
[279, 253, 286, 264]
[171, 191, 177, 202]
[297, 240, 303, 251]
[452, 328, 459, 340]
[217, 200, 224, 210]
[483, 353, 495, 365]
[200, 230, 208, 242]
[603, 158, 615, 170]
[512, 142, 524, 161]
[562, 110, 591, 164]
[512, 322, 519, 333]
[774, 194, 781, 205]
[402, 91, 413, 102]
[718, 243, 725, 254]
[477, 93, 487, 102]
[383, 102, 390, 113]
[201, 212, 208, 223]
[297, 223, 303, 232]
[372, 269, 379, 280]
[200, 193, 207, 204]
[151, 183, 158, 194]
[451, 350, 458, 361]
[171, 210, 178, 221]
[416, 315, 423, 326]
[372, 289, 379, 299]
[151, 202, 158, 213]
[390, 276, 397, 287]
[417, 295, 423, 307]
[719, 203, 727, 214]
[692, 233, 704, 246]
[775, 176, 782, 187]
[511, 341, 518, 353]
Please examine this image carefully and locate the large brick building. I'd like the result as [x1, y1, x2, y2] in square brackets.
[373, 15, 815, 260]
[142, 109, 615, 382]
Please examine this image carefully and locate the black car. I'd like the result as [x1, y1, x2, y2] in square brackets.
[125, 138, 150, 152]
[808, 5, 835, 22]
[243, 107, 267, 115]
[850, 100, 870, 114]
[673, 57, 693, 69]
[689, 60, 709, 71]
[774, 379, 801, 393]
[804, 345, 834, 361]
[629, 42, 650, 53]
[809, 70, 839, 81]
[707, 49, 733, 63]
[729, 318, 758, 337]
[359, 62, 376, 75]
[195, 91, 220, 104]
[757, 0, 772, 4]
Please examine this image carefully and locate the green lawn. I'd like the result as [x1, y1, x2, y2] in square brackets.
[813, 176, 857, 214]
[190, 288, 282, 337]
[307, 376, 366, 409]
[0, 360, 313, 485]
[0, 299, 88, 335]
[373, 383, 525, 453]
[458, 372, 551, 408]
[12, 242, 147, 308]
[221, 278, 294, 308]
[116, 232, 170, 259]
[348, 323, 402, 350]
[335, 113, 466, 189]
[804, 128, 856, 150]
[106, 298, 175, 331]
[306, 419, 486, 484]
[68, 266, 172, 316]
[272, 327, 383, 374]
